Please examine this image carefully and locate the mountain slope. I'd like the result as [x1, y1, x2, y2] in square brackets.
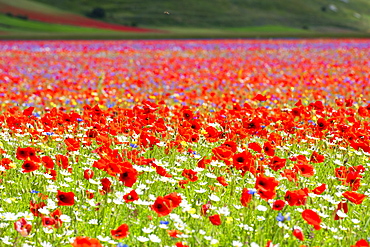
[0, 0, 159, 32]
[29, 0, 370, 31]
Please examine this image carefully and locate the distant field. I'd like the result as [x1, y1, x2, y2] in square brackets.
[0, 39, 370, 247]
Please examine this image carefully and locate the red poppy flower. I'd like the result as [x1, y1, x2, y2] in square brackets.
[272, 200, 285, 211]
[201, 202, 211, 216]
[346, 171, 362, 191]
[16, 147, 29, 160]
[55, 154, 69, 169]
[233, 151, 254, 169]
[175, 242, 189, 247]
[86, 129, 98, 138]
[263, 142, 275, 156]
[334, 201, 348, 221]
[21, 159, 40, 173]
[182, 169, 198, 182]
[257, 189, 277, 201]
[123, 190, 139, 203]
[310, 101, 324, 111]
[217, 176, 228, 186]
[221, 140, 237, 153]
[209, 214, 221, 225]
[291, 107, 301, 117]
[0, 158, 12, 170]
[310, 151, 325, 163]
[105, 162, 122, 177]
[14, 218, 32, 237]
[23, 106, 34, 116]
[342, 191, 366, 205]
[167, 229, 183, 238]
[56, 190, 75, 206]
[42, 216, 56, 228]
[316, 118, 328, 131]
[181, 109, 194, 120]
[72, 236, 102, 247]
[86, 190, 94, 199]
[50, 208, 63, 228]
[243, 117, 262, 132]
[240, 188, 253, 207]
[269, 156, 286, 171]
[46, 169, 57, 180]
[30, 201, 46, 217]
[83, 169, 94, 180]
[292, 228, 304, 241]
[236, 158, 258, 176]
[154, 165, 172, 178]
[350, 165, 366, 173]
[312, 184, 326, 195]
[28, 147, 41, 162]
[302, 209, 321, 230]
[280, 169, 297, 182]
[100, 178, 112, 194]
[111, 223, 129, 239]
[335, 166, 348, 181]
[151, 196, 172, 217]
[164, 192, 182, 209]
[119, 167, 138, 187]
[197, 157, 211, 169]
[42, 156, 55, 170]
[178, 180, 189, 189]
[351, 239, 370, 247]
[255, 175, 279, 192]
[294, 162, 315, 177]
[64, 138, 80, 152]
[248, 142, 262, 153]
[253, 94, 267, 101]
[213, 146, 234, 162]
[204, 126, 221, 142]
[285, 188, 309, 206]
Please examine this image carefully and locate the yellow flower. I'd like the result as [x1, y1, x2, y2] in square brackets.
[200, 129, 208, 135]
[226, 217, 233, 224]
[187, 208, 196, 214]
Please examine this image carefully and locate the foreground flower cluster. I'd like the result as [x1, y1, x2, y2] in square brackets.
[0, 39, 369, 247]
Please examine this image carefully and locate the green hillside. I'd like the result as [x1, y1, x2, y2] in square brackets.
[31, 0, 370, 32]
[0, 14, 117, 33]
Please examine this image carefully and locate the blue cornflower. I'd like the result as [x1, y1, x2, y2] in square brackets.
[30, 190, 40, 193]
[116, 244, 129, 247]
[247, 189, 257, 195]
[160, 221, 169, 225]
[129, 143, 138, 148]
[276, 213, 291, 222]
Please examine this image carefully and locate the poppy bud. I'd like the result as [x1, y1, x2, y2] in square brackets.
[293, 228, 304, 241]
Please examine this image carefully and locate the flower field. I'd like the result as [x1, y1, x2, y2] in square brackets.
[0, 39, 370, 247]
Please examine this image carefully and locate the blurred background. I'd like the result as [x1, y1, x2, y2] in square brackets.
[0, 0, 369, 39]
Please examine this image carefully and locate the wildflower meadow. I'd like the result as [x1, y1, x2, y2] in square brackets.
[0, 39, 370, 247]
